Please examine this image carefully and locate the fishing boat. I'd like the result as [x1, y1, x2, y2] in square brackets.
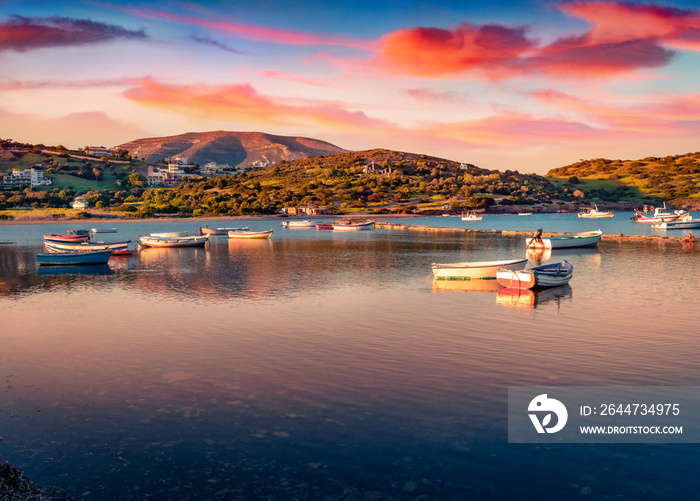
[315, 223, 334, 230]
[431, 257, 528, 281]
[461, 212, 482, 221]
[282, 220, 316, 228]
[651, 217, 700, 230]
[526, 230, 602, 249]
[199, 226, 247, 235]
[149, 231, 189, 238]
[139, 235, 208, 248]
[67, 229, 90, 236]
[43, 233, 91, 243]
[44, 240, 136, 256]
[91, 228, 118, 234]
[496, 261, 573, 289]
[227, 229, 273, 239]
[332, 221, 375, 231]
[577, 204, 614, 218]
[36, 249, 112, 265]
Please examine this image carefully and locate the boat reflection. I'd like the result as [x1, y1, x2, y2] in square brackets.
[432, 278, 502, 293]
[36, 264, 113, 276]
[496, 285, 573, 309]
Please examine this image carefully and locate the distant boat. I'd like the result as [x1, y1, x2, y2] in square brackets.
[315, 223, 334, 230]
[150, 231, 189, 238]
[91, 228, 117, 234]
[578, 204, 613, 218]
[518, 212, 533, 216]
[631, 203, 687, 223]
[199, 226, 247, 235]
[43, 234, 90, 243]
[651, 217, 700, 230]
[139, 235, 208, 248]
[332, 221, 375, 231]
[67, 229, 90, 236]
[496, 261, 573, 289]
[282, 220, 316, 228]
[36, 249, 112, 266]
[461, 212, 482, 221]
[44, 240, 136, 255]
[432, 257, 528, 281]
[227, 229, 273, 239]
[526, 230, 603, 249]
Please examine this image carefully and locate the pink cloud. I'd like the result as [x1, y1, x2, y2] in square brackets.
[123, 77, 393, 132]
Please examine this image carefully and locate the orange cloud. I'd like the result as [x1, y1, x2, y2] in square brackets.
[374, 2, 700, 80]
[123, 77, 393, 132]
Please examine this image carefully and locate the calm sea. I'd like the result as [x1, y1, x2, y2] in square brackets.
[0, 213, 699, 500]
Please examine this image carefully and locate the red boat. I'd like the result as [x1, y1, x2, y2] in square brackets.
[43, 234, 90, 243]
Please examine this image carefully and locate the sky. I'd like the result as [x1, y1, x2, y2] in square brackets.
[2, 0, 700, 174]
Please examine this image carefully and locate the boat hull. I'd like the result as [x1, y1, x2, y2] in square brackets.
[199, 227, 247, 235]
[332, 221, 375, 231]
[139, 236, 208, 248]
[227, 229, 273, 239]
[36, 249, 112, 265]
[526, 230, 602, 249]
[43, 234, 90, 243]
[496, 261, 573, 289]
[44, 240, 135, 255]
[652, 219, 700, 229]
[432, 258, 528, 281]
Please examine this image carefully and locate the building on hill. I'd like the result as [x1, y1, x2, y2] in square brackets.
[2, 168, 52, 189]
[72, 196, 88, 209]
[85, 146, 113, 157]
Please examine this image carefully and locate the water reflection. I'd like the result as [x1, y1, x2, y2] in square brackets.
[431, 278, 502, 293]
[36, 264, 113, 276]
[496, 285, 573, 309]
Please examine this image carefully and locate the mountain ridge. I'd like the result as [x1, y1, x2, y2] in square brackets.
[117, 130, 346, 167]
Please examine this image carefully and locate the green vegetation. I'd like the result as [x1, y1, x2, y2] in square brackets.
[2, 137, 699, 218]
[547, 153, 700, 205]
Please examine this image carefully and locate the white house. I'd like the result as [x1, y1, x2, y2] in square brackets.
[72, 196, 89, 209]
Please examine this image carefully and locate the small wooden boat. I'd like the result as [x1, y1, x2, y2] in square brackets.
[496, 261, 573, 289]
[577, 204, 613, 218]
[43, 234, 90, 243]
[227, 229, 273, 239]
[36, 248, 112, 265]
[461, 212, 482, 221]
[199, 226, 247, 235]
[526, 230, 602, 249]
[282, 220, 316, 228]
[44, 240, 135, 256]
[139, 235, 208, 248]
[315, 223, 334, 230]
[150, 231, 189, 238]
[332, 221, 375, 231]
[432, 257, 528, 281]
[91, 227, 118, 234]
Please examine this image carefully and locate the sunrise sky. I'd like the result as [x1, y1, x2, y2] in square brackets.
[2, 0, 700, 174]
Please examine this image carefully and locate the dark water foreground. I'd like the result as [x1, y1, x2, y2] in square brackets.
[1, 220, 699, 499]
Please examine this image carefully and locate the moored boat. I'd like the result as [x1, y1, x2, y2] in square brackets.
[431, 257, 528, 281]
[282, 220, 316, 228]
[199, 226, 248, 235]
[139, 235, 208, 248]
[461, 212, 482, 221]
[36, 248, 112, 265]
[518, 212, 533, 216]
[526, 230, 602, 249]
[578, 204, 613, 218]
[67, 229, 90, 236]
[332, 221, 375, 231]
[651, 217, 700, 230]
[91, 228, 118, 234]
[43, 233, 90, 243]
[496, 261, 573, 289]
[150, 231, 189, 238]
[227, 229, 273, 239]
[315, 223, 334, 230]
[632, 203, 688, 223]
[44, 240, 135, 255]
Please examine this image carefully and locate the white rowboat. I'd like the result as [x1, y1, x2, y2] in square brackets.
[432, 258, 528, 281]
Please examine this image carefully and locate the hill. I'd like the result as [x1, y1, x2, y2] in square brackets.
[546, 153, 700, 205]
[117, 131, 346, 167]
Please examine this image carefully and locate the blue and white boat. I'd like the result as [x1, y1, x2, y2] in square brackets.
[496, 261, 573, 289]
[36, 249, 112, 265]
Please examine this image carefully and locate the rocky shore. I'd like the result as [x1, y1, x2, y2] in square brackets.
[0, 458, 71, 500]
